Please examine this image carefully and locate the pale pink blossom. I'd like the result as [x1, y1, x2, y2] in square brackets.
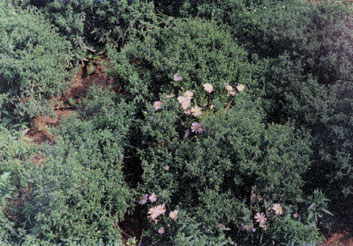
[139, 194, 148, 205]
[156, 204, 166, 216]
[203, 83, 214, 93]
[164, 165, 170, 171]
[228, 91, 236, 96]
[184, 129, 190, 138]
[166, 93, 175, 98]
[149, 193, 157, 203]
[260, 223, 267, 230]
[293, 213, 298, 219]
[173, 73, 182, 81]
[254, 212, 267, 225]
[184, 109, 191, 115]
[225, 84, 236, 96]
[272, 203, 283, 215]
[181, 100, 191, 110]
[183, 90, 194, 99]
[225, 85, 234, 92]
[169, 210, 178, 220]
[236, 84, 245, 92]
[177, 96, 185, 104]
[158, 227, 165, 235]
[177, 96, 191, 110]
[191, 106, 202, 117]
[148, 206, 159, 220]
[191, 122, 205, 134]
[153, 101, 163, 111]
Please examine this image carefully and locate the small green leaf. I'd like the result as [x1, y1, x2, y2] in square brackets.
[88, 61, 95, 74]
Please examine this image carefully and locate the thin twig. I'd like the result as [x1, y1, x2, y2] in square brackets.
[137, 229, 144, 246]
[225, 99, 234, 110]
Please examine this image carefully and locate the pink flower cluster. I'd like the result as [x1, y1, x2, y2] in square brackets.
[254, 212, 267, 230]
[148, 204, 166, 223]
[225, 84, 236, 96]
[225, 83, 245, 96]
[139, 192, 178, 235]
[177, 91, 193, 111]
[139, 193, 158, 205]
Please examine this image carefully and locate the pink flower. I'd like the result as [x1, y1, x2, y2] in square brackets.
[191, 106, 202, 117]
[225, 85, 233, 92]
[181, 100, 191, 110]
[156, 204, 166, 216]
[166, 93, 175, 98]
[184, 109, 191, 115]
[149, 193, 158, 203]
[158, 227, 165, 235]
[183, 90, 194, 99]
[169, 210, 178, 220]
[236, 84, 245, 92]
[254, 212, 267, 225]
[260, 224, 267, 230]
[139, 194, 148, 205]
[177, 96, 185, 104]
[173, 73, 182, 81]
[148, 206, 159, 220]
[164, 165, 170, 171]
[191, 122, 205, 134]
[184, 129, 190, 138]
[153, 101, 162, 111]
[293, 213, 298, 219]
[225, 84, 236, 96]
[203, 83, 213, 93]
[177, 96, 191, 110]
[272, 203, 283, 215]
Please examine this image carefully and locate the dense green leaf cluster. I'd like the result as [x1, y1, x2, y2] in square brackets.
[107, 18, 260, 108]
[13, 0, 157, 52]
[157, 0, 353, 218]
[0, 1, 72, 124]
[1, 88, 133, 245]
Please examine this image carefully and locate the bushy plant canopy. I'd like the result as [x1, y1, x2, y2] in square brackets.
[0, 0, 352, 244]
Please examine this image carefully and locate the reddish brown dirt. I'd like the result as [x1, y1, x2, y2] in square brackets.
[323, 232, 353, 246]
[24, 59, 113, 145]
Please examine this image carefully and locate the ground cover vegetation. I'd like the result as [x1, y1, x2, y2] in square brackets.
[0, 0, 352, 245]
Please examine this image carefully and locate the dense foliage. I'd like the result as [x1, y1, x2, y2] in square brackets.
[0, 0, 352, 245]
[0, 1, 72, 125]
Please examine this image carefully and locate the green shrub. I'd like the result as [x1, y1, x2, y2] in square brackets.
[13, 0, 157, 52]
[107, 18, 259, 108]
[106, 16, 323, 244]
[0, 1, 72, 125]
[2, 87, 134, 244]
[233, 0, 353, 85]
[136, 90, 321, 244]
